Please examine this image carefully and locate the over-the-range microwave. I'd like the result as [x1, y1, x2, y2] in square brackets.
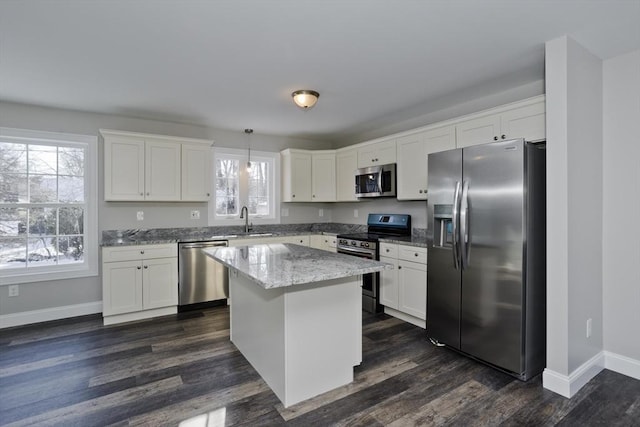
[355, 163, 396, 198]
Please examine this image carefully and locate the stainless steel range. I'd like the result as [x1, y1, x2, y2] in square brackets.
[337, 214, 411, 313]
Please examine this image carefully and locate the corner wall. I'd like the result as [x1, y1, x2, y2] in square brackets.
[602, 50, 640, 376]
[544, 36, 604, 397]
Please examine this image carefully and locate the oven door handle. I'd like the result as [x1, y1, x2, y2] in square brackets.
[337, 246, 375, 258]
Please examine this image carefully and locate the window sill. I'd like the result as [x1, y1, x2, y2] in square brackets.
[0, 265, 98, 285]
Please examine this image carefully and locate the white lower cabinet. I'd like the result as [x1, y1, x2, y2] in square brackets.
[379, 242, 427, 328]
[102, 243, 178, 325]
[310, 234, 337, 252]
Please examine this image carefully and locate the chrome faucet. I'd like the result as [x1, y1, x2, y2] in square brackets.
[240, 206, 252, 233]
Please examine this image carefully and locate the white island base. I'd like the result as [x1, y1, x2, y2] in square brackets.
[229, 270, 362, 408]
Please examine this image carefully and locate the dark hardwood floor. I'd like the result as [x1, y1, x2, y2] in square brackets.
[1, 306, 638, 426]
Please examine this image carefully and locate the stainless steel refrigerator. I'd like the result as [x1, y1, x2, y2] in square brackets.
[426, 138, 546, 380]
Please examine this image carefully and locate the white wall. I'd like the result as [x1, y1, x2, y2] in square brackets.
[544, 36, 604, 397]
[0, 101, 332, 319]
[602, 50, 640, 363]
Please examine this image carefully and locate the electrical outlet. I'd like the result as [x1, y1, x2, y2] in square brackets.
[8, 285, 19, 297]
[136, 211, 144, 221]
[190, 210, 200, 220]
[354, 209, 359, 218]
[318, 208, 324, 217]
[586, 318, 592, 338]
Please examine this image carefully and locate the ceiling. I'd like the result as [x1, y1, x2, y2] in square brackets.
[1, 0, 639, 143]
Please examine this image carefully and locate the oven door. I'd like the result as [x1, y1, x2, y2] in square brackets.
[337, 246, 379, 312]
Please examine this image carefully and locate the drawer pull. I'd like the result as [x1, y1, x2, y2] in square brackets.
[415, 253, 419, 257]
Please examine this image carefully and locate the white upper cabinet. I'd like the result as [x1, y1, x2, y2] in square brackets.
[396, 125, 456, 200]
[145, 139, 181, 201]
[281, 149, 312, 202]
[101, 130, 212, 202]
[311, 151, 336, 202]
[357, 139, 396, 168]
[336, 147, 359, 202]
[456, 98, 546, 148]
[500, 101, 546, 142]
[104, 135, 145, 201]
[282, 149, 337, 202]
[181, 143, 211, 201]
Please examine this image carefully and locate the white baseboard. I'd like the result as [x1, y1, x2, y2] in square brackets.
[383, 307, 426, 329]
[543, 351, 605, 398]
[103, 306, 177, 326]
[0, 301, 102, 329]
[543, 350, 640, 398]
[604, 350, 640, 381]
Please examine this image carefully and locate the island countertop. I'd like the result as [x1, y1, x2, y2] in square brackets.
[203, 243, 392, 289]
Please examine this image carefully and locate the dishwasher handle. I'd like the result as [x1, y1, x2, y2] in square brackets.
[180, 241, 228, 250]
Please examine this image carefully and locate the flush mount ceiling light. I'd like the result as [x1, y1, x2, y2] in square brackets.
[291, 90, 320, 110]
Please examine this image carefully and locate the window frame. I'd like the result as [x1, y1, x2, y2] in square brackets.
[0, 127, 98, 285]
[209, 147, 280, 225]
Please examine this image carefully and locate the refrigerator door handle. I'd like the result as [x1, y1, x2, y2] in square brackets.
[460, 180, 470, 269]
[452, 181, 461, 270]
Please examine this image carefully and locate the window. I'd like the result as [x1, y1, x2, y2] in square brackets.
[0, 128, 98, 284]
[209, 147, 279, 224]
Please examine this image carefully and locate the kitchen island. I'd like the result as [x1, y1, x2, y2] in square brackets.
[203, 243, 390, 407]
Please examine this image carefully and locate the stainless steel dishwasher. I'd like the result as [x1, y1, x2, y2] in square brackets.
[178, 240, 229, 306]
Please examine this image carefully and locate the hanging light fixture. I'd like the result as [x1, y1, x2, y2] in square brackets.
[244, 128, 253, 172]
[291, 90, 320, 110]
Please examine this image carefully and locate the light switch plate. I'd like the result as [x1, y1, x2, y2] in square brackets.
[190, 210, 200, 220]
[136, 211, 144, 221]
[8, 285, 19, 297]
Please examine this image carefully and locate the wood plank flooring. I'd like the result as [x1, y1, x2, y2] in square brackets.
[1, 306, 638, 426]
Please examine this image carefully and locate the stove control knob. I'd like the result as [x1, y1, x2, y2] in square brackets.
[362, 242, 370, 248]
[351, 241, 357, 246]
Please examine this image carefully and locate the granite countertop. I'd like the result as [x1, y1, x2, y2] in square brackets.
[203, 243, 392, 289]
[379, 235, 428, 248]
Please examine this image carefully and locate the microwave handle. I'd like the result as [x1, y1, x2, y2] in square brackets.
[376, 167, 383, 194]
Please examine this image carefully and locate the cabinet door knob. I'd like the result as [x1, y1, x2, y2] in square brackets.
[419, 190, 423, 194]
[292, 194, 295, 198]
[415, 253, 419, 257]
[137, 266, 141, 270]
[140, 250, 144, 254]
[501, 134, 506, 139]
[398, 265, 402, 270]
[386, 249, 390, 252]
[146, 192, 150, 196]
[140, 192, 144, 196]
[144, 265, 148, 269]
[207, 193, 210, 196]
[313, 195, 315, 198]
[493, 136, 498, 141]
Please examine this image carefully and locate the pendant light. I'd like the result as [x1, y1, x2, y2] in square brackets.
[244, 128, 253, 172]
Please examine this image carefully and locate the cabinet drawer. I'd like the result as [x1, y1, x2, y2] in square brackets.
[398, 245, 427, 264]
[103, 243, 177, 262]
[380, 243, 398, 258]
[323, 235, 337, 248]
